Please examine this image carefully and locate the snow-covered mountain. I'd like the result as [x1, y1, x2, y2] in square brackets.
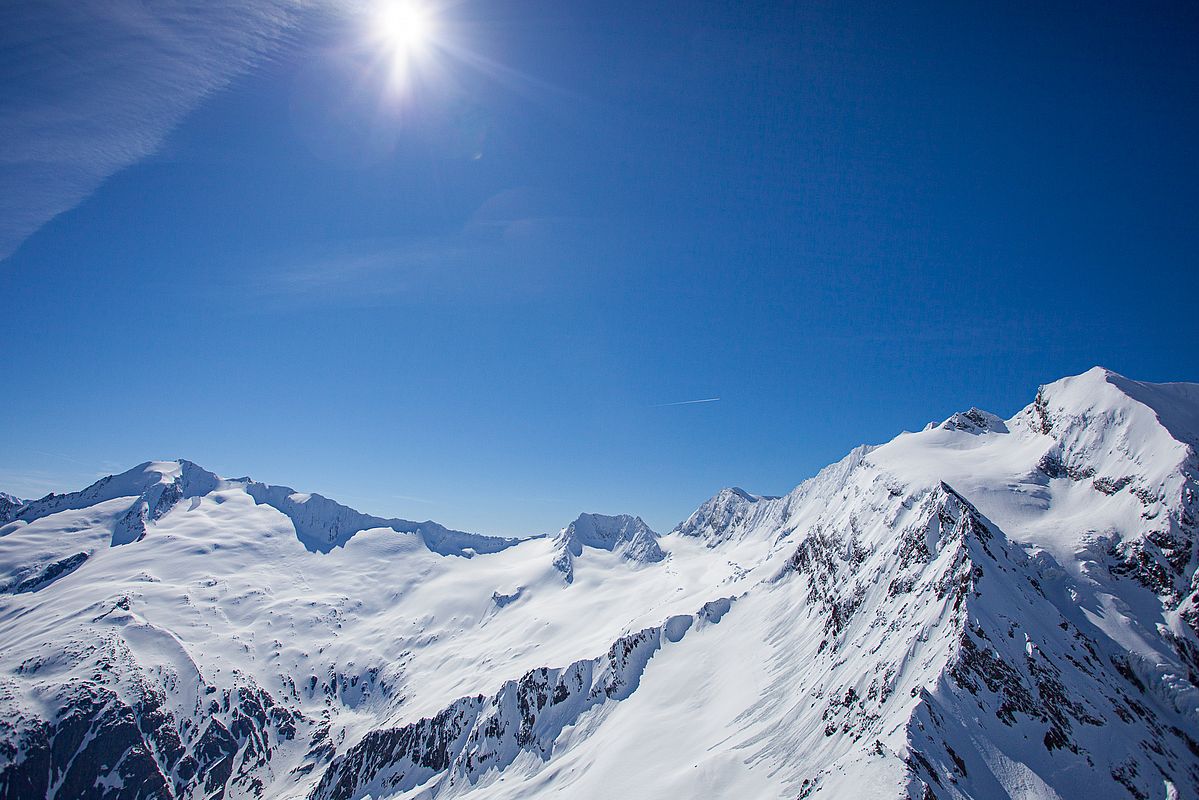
[551, 513, 663, 583]
[2, 367, 1197, 800]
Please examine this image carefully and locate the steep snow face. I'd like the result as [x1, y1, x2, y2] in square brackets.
[551, 513, 663, 583]
[310, 599, 733, 800]
[1, 368, 1198, 800]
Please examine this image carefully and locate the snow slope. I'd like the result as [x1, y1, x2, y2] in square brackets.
[1, 367, 1197, 800]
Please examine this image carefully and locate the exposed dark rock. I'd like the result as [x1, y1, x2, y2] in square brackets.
[310, 604, 728, 800]
[4, 551, 88, 594]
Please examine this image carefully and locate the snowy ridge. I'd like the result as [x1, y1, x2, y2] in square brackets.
[670, 444, 874, 548]
[1, 367, 1198, 800]
[239, 481, 522, 556]
[9, 460, 221, 546]
[1, 460, 521, 557]
[310, 599, 732, 800]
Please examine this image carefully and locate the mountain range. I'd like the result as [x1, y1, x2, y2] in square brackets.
[1, 367, 1197, 799]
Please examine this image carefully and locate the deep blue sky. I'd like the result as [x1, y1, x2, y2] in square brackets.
[3, 1, 1197, 535]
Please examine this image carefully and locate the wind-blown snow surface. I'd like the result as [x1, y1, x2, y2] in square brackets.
[2, 367, 1198, 800]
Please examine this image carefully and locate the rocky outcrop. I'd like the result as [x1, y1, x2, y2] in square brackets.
[0, 666, 306, 800]
[1, 551, 88, 594]
[0, 494, 23, 525]
[937, 408, 1009, 434]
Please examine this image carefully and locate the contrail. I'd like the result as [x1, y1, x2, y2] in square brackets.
[651, 397, 721, 407]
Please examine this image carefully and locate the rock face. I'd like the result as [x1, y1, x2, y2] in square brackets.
[0, 665, 302, 800]
[0, 494, 24, 525]
[1, 367, 1198, 800]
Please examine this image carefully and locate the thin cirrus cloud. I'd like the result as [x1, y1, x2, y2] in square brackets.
[240, 186, 593, 308]
[0, 0, 318, 262]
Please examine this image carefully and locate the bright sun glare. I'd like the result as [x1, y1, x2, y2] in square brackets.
[375, 1, 434, 56]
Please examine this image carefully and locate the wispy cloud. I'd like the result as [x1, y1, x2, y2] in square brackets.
[0, 0, 314, 261]
[390, 493, 436, 505]
[29, 449, 97, 468]
[650, 397, 721, 407]
[0, 467, 92, 499]
[238, 187, 594, 308]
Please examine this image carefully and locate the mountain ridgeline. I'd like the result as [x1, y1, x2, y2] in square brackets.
[1, 367, 1197, 799]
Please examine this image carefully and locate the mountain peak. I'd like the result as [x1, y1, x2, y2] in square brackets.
[8, 458, 222, 537]
[1023, 367, 1199, 455]
[552, 512, 664, 583]
[672, 485, 775, 544]
[936, 407, 1008, 435]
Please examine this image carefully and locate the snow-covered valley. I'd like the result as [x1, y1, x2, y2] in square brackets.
[2, 367, 1197, 799]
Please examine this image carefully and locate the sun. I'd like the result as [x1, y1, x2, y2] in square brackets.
[374, 1, 435, 57]
[358, 0, 455, 97]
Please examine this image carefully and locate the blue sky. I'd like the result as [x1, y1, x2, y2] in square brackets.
[2, 0, 1197, 536]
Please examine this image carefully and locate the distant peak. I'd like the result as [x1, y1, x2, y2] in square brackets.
[562, 512, 658, 544]
[672, 485, 775, 543]
[107, 458, 224, 488]
[8, 458, 523, 559]
[553, 512, 664, 582]
[572, 511, 644, 525]
[938, 407, 1008, 435]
